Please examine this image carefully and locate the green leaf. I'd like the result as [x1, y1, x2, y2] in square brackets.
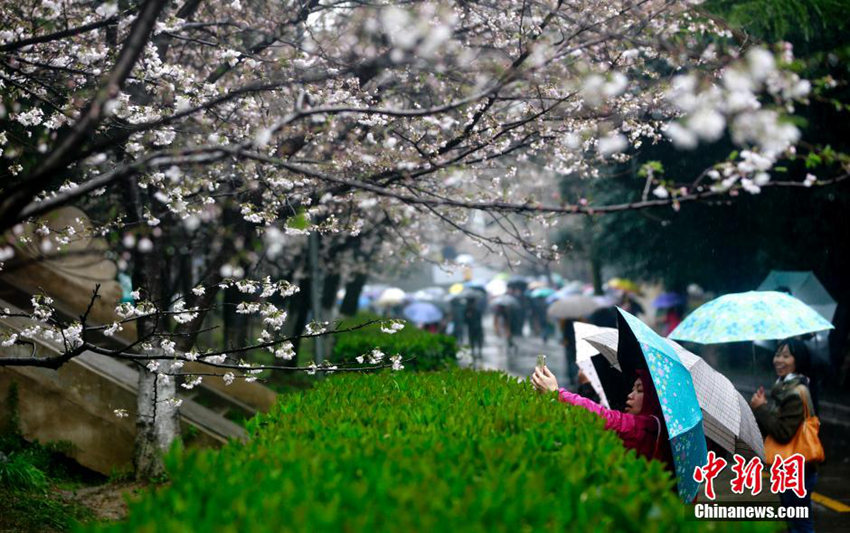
[286, 209, 311, 230]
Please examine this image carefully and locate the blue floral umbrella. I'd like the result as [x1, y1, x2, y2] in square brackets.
[669, 291, 834, 344]
[617, 309, 707, 503]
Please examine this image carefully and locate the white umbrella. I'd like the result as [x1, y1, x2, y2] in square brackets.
[485, 278, 508, 296]
[455, 254, 475, 265]
[412, 287, 446, 302]
[376, 287, 406, 306]
[584, 329, 764, 460]
[572, 322, 612, 408]
[546, 295, 600, 320]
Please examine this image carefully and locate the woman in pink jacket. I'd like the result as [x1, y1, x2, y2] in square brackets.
[531, 366, 673, 468]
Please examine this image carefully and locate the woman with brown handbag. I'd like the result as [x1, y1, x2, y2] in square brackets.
[750, 339, 823, 533]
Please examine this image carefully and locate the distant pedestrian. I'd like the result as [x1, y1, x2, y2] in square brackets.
[449, 298, 466, 344]
[464, 297, 484, 362]
[530, 296, 553, 344]
[661, 306, 683, 336]
[494, 304, 516, 355]
[507, 287, 526, 338]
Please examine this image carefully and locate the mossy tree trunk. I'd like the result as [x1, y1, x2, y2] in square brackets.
[124, 175, 180, 481]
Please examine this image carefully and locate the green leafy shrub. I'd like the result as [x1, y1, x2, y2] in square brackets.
[0, 441, 96, 532]
[88, 370, 777, 532]
[0, 451, 48, 491]
[331, 313, 457, 371]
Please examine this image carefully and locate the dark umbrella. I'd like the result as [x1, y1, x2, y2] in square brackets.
[758, 270, 836, 321]
[506, 276, 528, 291]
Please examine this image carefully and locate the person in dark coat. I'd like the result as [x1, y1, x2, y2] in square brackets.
[449, 297, 466, 344]
[464, 296, 484, 362]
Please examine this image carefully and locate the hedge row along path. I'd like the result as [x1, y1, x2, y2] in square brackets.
[87, 370, 779, 532]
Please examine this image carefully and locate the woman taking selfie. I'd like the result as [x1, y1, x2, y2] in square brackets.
[531, 365, 673, 468]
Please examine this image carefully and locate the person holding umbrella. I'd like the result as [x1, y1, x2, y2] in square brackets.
[652, 292, 684, 336]
[547, 294, 601, 385]
[464, 296, 485, 362]
[492, 294, 520, 356]
[533, 309, 708, 503]
[532, 364, 674, 473]
[750, 339, 822, 533]
[584, 327, 765, 460]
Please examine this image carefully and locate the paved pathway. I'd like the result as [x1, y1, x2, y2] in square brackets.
[458, 314, 573, 386]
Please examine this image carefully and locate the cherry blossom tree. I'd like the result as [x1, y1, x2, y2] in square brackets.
[2, 0, 844, 477]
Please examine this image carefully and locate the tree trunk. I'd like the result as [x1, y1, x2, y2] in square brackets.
[124, 176, 180, 480]
[223, 284, 248, 351]
[287, 276, 312, 357]
[134, 357, 179, 480]
[321, 272, 341, 312]
[590, 255, 603, 296]
[340, 272, 367, 316]
[583, 216, 604, 296]
[320, 272, 342, 358]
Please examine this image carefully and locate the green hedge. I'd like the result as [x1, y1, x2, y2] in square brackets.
[87, 370, 777, 532]
[330, 314, 457, 371]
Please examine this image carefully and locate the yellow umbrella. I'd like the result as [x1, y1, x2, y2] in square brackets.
[608, 277, 641, 295]
[449, 283, 465, 295]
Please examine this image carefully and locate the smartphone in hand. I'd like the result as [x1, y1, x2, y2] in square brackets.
[536, 354, 546, 368]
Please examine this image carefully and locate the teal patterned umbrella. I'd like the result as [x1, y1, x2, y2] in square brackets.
[618, 309, 707, 503]
[669, 291, 833, 344]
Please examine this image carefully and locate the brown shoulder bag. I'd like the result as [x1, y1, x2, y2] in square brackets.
[764, 385, 825, 464]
